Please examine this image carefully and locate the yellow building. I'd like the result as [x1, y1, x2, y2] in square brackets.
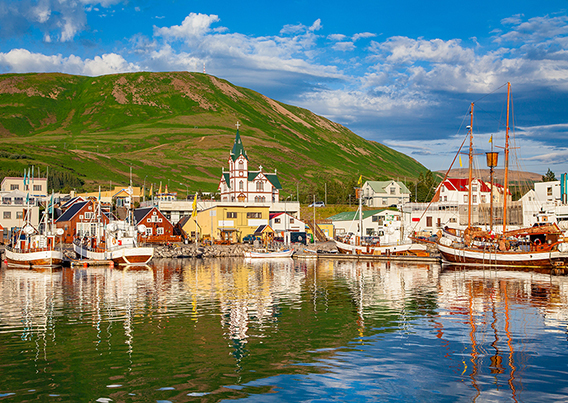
[182, 204, 270, 243]
[76, 186, 143, 206]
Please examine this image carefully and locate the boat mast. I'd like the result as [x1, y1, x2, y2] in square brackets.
[468, 102, 474, 229]
[503, 82, 511, 233]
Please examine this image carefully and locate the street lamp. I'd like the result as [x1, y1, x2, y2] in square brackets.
[143, 175, 148, 202]
[285, 195, 291, 245]
[180, 182, 189, 200]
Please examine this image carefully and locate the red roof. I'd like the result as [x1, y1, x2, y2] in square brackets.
[441, 178, 491, 193]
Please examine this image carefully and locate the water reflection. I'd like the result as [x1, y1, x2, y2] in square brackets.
[0, 259, 567, 401]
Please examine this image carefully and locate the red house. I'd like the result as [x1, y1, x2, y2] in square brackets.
[134, 207, 181, 244]
[55, 200, 110, 244]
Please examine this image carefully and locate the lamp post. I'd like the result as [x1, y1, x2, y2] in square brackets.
[285, 195, 291, 245]
[143, 176, 148, 202]
[180, 182, 189, 200]
[486, 151, 499, 232]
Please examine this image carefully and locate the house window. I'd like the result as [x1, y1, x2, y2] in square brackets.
[239, 181, 244, 191]
[247, 212, 262, 219]
[10, 184, 19, 190]
[146, 228, 153, 236]
[227, 212, 237, 218]
[382, 199, 387, 205]
[256, 181, 264, 191]
[3, 211, 11, 219]
[16, 211, 23, 219]
[426, 216, 433, 227]
[372, 216, 378, 222]
[464, 195, 468, 203]
[472, 195, 477, 203]
[390, 187, 395, 195]
[33, 185, 41, 192]
[14, 198, 23, 205]
[157, 227, 164, 235]
[290, 218, 294, 224]
[449, 217, 457, 223]
[444, 196, 448, 202]
[2, 198, 11, 204]
[547, 187, 553, 196]
[275, 218, 281, 224]
[481, 196, 486, 203]
[472, 186, 477, 192]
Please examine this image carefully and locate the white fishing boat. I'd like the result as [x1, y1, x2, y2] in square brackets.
[333, 180, 429, 257]
[73, 183, 153, 266]
[334, 237, 428, 256]
[243, 249, 294, 258]
[74, 220, 154, 266]
[5, 189, 64, 268]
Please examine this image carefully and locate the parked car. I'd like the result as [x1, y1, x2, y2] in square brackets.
[308, 201, 325, 207]
[243, 234, 261, 244]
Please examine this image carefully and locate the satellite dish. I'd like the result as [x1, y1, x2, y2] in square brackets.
[107, 223, 117, 232]
[24, 225, 35, 235]
[56, 228, 64, 236]
[138, 224, 147, 234]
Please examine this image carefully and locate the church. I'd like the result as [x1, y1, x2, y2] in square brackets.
[218, 124, 282, 203]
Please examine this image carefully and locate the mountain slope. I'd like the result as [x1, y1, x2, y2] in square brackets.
[0, 72, 429, 198]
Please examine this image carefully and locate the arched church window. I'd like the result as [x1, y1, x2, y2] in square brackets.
[239, 181, 244, 191]
[256, 181, 264, 191]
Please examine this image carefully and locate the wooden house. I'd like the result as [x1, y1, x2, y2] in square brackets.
[134, 206, 181, 244]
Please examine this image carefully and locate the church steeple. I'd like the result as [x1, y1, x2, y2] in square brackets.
[229, 122, 248, 162]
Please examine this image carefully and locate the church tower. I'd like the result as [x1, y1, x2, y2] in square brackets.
[218, 123, 282, 203]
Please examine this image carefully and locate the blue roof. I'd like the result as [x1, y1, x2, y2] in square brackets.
[56, 201, 88, 222]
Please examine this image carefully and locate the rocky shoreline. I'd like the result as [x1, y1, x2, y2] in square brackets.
[152, 241, 339, 259]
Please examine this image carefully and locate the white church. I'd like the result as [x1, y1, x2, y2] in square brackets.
[218, 124, 282, 203]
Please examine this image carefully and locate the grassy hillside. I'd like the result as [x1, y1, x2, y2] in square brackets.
[0, 72, 429, 200]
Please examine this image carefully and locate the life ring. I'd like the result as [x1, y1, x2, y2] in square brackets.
[535, 238, 541, 246]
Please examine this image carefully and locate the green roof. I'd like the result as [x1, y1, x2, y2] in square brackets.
[248, 171, 282, 190]
[230, 129, 248, 162]
[367, 180, 410, 194]
[327, 209, 387, 221]
[222, 172, 230, 188]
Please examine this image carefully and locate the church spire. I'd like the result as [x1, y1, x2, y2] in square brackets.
[229, 121, 248, 162]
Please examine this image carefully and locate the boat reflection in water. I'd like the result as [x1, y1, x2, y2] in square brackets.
[1, 259, 568, 401]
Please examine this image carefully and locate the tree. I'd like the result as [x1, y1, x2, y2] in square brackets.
[415, 171, 437, 202]
[542, 168, 557, 182]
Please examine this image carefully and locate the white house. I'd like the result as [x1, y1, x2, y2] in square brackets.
[0, 190, 40, 243]
[1, 177, 48, 198]
[328, 209, 403, 245]
[362, 180, 410, 207]
[218, 126, 282, 203]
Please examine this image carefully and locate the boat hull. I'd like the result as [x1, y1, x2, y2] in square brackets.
[437, 242, 568, 268]
[74, 243, 153, 266]
[4, 248, 64, 268]
[334, 240, 428, 256]
[244, 249, 294, 258]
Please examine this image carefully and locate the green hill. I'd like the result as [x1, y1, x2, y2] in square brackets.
[0, 72, 429, 202]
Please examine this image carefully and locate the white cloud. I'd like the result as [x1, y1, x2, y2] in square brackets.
[332, 42, 355, 52]
[353, 32, 375, 41]
[328, 34, 346, 41]
[154, 13, 221, 39]
[280, 23, 306, 35]
[0, 48, 139, 76]
[309, 19, 322, 32]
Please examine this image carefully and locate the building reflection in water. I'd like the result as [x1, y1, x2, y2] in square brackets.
[1, 259, 568, 400]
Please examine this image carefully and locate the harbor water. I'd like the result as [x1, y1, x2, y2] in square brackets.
[1, 258, 568, 402]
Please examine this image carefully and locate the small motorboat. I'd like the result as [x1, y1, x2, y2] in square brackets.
[243, 249, 294, 258]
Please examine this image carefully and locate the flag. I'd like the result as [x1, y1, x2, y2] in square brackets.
[158, 182, 162, 194]
[357, 175, 362, 187]
[489, 134, 492, 143]
[48, 193, 53, 214]
[149, 183, 153, 197]
[98, 186, 101, 201]
[191, 194, 198, 218]
[459, 155, 463, 167]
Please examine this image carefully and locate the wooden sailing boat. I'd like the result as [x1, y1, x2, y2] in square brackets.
[436, 83, 568, 269]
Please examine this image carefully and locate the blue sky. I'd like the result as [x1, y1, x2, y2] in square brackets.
[1, 0, 568, 176]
